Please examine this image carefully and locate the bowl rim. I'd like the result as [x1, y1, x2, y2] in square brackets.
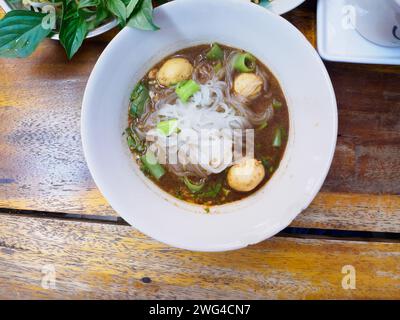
[81, 0, 338, 251]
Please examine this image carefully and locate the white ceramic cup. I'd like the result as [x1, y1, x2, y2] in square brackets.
[345, 0, 400, 47]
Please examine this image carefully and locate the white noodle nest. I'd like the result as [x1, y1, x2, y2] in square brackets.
[141, 78, 272, 178]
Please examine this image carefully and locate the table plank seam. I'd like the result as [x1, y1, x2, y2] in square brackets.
[1, 209, 399, 243]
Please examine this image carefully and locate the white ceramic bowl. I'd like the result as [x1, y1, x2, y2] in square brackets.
[82, 0, 337, 252]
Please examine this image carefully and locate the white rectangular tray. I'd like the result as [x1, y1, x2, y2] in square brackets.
[317, 0, 400, 65]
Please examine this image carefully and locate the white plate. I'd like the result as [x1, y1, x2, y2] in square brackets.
[261, 0, 306, 15]
[0, 0, 118, 40]
[82, 0, 337, 252]
[317, 0, 400, 65]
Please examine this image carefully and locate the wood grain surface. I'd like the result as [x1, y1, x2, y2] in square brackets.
[0, 214, 399, 300]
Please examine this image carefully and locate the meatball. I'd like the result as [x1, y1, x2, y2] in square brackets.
[227, 158, 265, 192]
[233, 73, 263, 99]
[156, 58, 193, 86]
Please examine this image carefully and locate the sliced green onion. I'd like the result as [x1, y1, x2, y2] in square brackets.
[261, 157, 272, 169]
[272, 128, 282, 148]
[126, 128, 145, 153]
[157, 119, 178, 136]
[183, 177, 205, 193]
[175, 80, 200, 102]
[269, 166, 275, 173]
[214, 61, 223, 73]
[141, 150, 165, 180]
[175, 190, 184, 200]
[233, 53, 256, 72]
[222, 187, 231, 197]
[129, 82, 149, 118]
[272, 98, 282, 110]
[206, 43, 224, 61]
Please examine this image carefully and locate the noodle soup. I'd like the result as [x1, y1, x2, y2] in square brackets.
[126, 44, 289, 206]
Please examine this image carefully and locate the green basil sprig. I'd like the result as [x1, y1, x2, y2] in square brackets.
[59, 0, 88, 59]
[0, 0, 162, 59]
[0, 10, 53, 58]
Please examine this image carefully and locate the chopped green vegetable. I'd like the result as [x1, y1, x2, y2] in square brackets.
[204, 207, 210, 213]
[261, 157, 272, 169]
[206, 43, 224, 60]
[272, 128, 282, 148]
[130, 82, 149, 118]
[222, 188, 231, 197]
[175, 80, 200, 102]
[233, 53, 256, 72]
[175, 189, 184, 200]
[141, 150, 165, 180]
[183, 177, 205, 193]
[214, 62, 223, 73]
[0, 0, 160, 59]
[196, 182, 222, 199]
[272, 98, 282, 110]
[157, 119, 179, 136]
[269, 166, 275, 173]
[126, 128, 145, 153]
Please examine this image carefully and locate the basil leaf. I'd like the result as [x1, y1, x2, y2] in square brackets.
[59, 2, 88, 60]
[106, 0, 127, 27]
[129, 82, 149, 118]
[63, 1, 80, 21]
[183, 177, 205, 194]
[126, 0, 140, 18]
[127, 0, 159, 31]
[196, 182, 222, 199]
[126, 128, 145, 153]
[95, 1, 110, 26]
[0, 10, 52, 58]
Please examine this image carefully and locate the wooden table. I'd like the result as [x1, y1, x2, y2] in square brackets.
[0, 1, 399, 299]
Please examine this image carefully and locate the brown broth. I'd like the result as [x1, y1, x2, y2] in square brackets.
[127, 44, 289, 207]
